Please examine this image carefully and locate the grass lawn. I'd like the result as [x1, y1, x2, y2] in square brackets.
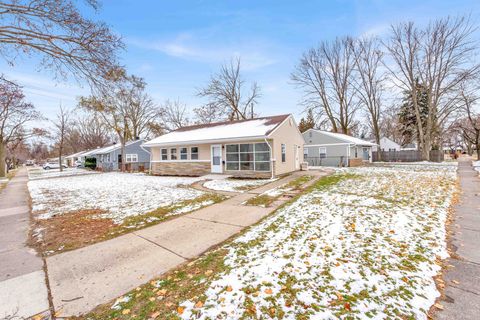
[245, 175, 314, 207]
[28, 173, 227, 255]
[80, 164, 457, 320]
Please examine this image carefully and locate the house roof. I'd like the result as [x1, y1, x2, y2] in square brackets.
[65, 150, 89, 159]
[306, 129, 377, 147]
[81, 140, 143, 156]
[143, 114, 291, 147]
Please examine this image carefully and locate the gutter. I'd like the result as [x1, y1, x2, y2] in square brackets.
[142, 135, 268, 148]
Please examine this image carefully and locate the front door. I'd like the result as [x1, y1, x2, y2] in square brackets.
[362, 147, 370, 160]
[211, 145, 222, 173]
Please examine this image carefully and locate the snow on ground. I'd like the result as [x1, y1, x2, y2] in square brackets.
[179, 164, 457, 319]
[203, 178, 275, 193]
[28, 173, 204, 223]
[473, 160, 480, 173]
[27, 167, 99, 180]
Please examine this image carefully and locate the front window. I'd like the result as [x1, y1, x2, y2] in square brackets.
[161, 148, 167, 160]
[319, 147, 327, 159]
[281, 144, 286, 162]
[126, 154, 138, 163]
[170, 148, 177, 160]
[225, 143, 270, 171]
[180, 147, 188, 160]
[304, 147, 308, 159]
[191, 147, 199, 160]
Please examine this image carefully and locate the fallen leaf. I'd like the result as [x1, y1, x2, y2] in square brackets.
[195, 301, 204, 308]
[177, 306, 185, 314]
[122, 309, 131, 315]
[344, 302, 351, 311]
[226, 286, 233, 292]
[205, 270, 213, 276]
[434, 303, 444, 310]
[452, 280, 460, 284]
[149, 297, 156, 302]
[150, 311, 161, 319]
[335, 292, 343, 301]
[264, 288, 273, 294]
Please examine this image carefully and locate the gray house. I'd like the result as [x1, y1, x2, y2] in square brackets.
[303, 129, 376, 167]
[83, 139, 151, 172]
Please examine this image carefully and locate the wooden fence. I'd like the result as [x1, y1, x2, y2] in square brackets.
[372, 150, 444, 162]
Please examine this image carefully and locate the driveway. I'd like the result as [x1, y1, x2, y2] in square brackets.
[0, 168, 50, 319]
[436, 158, 480, 319]
[46, 170, 328, 317]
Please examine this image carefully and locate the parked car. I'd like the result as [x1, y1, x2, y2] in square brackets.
[43, 162, 67, 170]
[25, 160, 35, 166]
[74, 160, 83, 168]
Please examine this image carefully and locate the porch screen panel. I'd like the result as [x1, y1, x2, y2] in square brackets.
[226, 143, 270, 171]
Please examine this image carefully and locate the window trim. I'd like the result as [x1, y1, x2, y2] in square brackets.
[319, 147, 327, 159]
[281, 143, 286, 163]
[170, 148, 177, 160]
[225, 142, 271, 172]
[180, 147, 188, 160]
[161, 148, 168, 161]
[126, 153, 138, 163]
[190, 146, 199, 160]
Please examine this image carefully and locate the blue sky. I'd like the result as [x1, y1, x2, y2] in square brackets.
[2, 0, 479, 123]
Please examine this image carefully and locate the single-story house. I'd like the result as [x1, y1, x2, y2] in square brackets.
[143, 114, 304, 178]
[303, 129, 377, 167]
[82, 139, 150, 171]
[372, 137, 401, 152]
[65, 150, 89, 166]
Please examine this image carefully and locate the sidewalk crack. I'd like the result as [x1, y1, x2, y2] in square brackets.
[183, 215, 245, 228]
[133, 233, 188, 260]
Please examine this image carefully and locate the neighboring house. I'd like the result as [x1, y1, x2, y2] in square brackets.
[401, 143, 418, 151]
[82, 139, 150, 171]
[65, 150, 89, 166]
[372, 137, 401, 152]
[143, 114, 304, 178]
[303, 129, 377, 167]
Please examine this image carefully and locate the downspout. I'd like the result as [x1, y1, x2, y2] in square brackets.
[140, 144, 152, 174]
[264, 138, 274, 179]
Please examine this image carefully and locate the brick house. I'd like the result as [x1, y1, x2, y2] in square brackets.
[143, 114, 304, 178]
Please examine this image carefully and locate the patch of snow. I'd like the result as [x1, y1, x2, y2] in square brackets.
[111, 295, 131, 310]
[27, 167, 98, 180]
[203, 179, 275, 193]
[179, 164, 457, 319]
[169, 200, 216, 216]
[28, 173, 205, 224]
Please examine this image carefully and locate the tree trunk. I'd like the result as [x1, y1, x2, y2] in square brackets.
[0, 142, 6, 178]
[58, 145, 63, 172]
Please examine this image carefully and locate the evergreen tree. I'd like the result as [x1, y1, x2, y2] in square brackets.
[298, 109, 316, 132]
[398, 81, 429, 146]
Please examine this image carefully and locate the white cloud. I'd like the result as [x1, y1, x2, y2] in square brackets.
[128, 32, 278, 71]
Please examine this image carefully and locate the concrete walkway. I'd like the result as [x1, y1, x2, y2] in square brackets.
[47, 170, 329, 317]
[436, 158, 480, 319]
[0, 168, 50, 319]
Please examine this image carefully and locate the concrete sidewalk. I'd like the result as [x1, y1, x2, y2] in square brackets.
[436, 158, 480, 320]
[47, 170, 329, 317]
[0, 168, 50, 319]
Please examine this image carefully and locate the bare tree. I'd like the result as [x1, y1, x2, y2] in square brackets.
[79, 71, 157, 171]
[198, 57, 261, 121]
[161, 99, 190, 131]
[456, 83, 480, 159]
[0, 77, 41, 177]
[292, 37, 359, 134]
[351, 37, 385, 145]
[73, 113, 111, 150]
[52, 105, 71, 171]
[0, 0, 123, 85]
[193, 103, 226, 124]
[385, 16, 480, 159]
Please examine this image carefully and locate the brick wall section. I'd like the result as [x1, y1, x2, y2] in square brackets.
[348, 158, 364, 167]
[151, 161, 274, 178]
[151, 162, 210, 176]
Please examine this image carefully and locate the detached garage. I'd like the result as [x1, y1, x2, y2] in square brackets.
[303, 129, 377, 167]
